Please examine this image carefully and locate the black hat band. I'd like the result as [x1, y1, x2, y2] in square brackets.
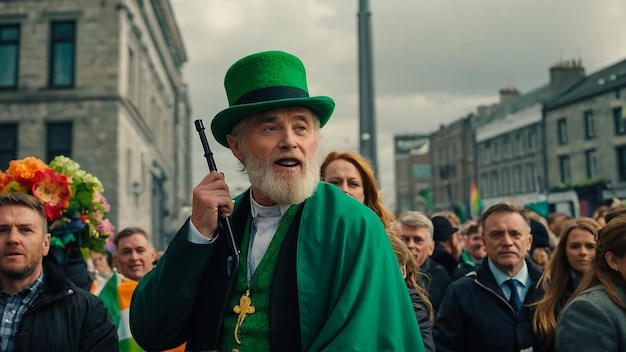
[233, 86, 309, 106]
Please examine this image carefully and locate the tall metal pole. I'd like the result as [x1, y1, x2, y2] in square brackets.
[358, 0, 378, 177]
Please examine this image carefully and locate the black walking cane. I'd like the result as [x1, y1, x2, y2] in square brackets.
[194, 119, 240, 276]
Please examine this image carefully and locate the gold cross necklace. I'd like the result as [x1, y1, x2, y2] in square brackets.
[230, 204, 298, 349]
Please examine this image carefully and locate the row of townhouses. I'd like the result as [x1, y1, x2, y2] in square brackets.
[396, 58, 626, 219]
[0, 0, 192, 250]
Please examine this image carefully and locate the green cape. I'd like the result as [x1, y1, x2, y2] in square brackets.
[130, 183, 424, 351]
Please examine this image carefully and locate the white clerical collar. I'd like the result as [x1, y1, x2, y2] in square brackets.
[250, 196, 292, 219]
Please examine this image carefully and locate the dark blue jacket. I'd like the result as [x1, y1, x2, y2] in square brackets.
[434, 258, 544, 352]
[420, 258, 451, 313]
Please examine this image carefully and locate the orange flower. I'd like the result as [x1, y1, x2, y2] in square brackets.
[31, 169, 72, 221]
[5, 157, 48, 189]
[0, 171, 6, 189]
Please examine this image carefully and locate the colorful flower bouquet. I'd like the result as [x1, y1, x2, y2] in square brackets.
[0, 156, 115, 252]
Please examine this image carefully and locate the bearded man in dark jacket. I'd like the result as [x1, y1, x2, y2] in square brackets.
[0, 192, 118, 351]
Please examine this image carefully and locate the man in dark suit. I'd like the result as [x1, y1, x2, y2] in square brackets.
[434, 202, 544, 351]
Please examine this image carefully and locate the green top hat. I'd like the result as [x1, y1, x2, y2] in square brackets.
[211, 51, 336, 148]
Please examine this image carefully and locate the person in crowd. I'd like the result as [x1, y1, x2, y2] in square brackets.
[320, 150, 397, 233]
[592, 205, 610, 227]
[129, 50, 424, 351]
[556, 214, 626, 351]
[114, 227, 156, 282]
[389, 234, 435, 352]
[529, 210, 559, 250]
[98, 227, 184, 352]
[434, 202, 544, 352]
[0, 192, 117, 351]
[89, 249, 114, 293]
[604, 207, 626, 224]
[452, 220, 486, 279]
[398, 211, 451, 313]
[548, 212, 570, 238]
[532, 217, 599, 351]
[530, 218, 552, 270]
[432, 210, 461, 228]
[430, 216, 462, 277]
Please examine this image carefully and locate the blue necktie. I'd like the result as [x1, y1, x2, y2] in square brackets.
[504, 279, 522, 313]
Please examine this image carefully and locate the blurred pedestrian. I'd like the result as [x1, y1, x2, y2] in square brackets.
[452, 221, 486, 279]
[431, 215, 462, 277]
[530, 218, 552, 270]
[548, 212, 569, 238]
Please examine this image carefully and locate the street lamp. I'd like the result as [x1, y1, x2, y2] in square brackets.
[358, 0, 378, 177]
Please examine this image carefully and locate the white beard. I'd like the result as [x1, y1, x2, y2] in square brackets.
[243, 148, 320, 204]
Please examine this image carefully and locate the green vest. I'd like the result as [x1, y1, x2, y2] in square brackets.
[219, 205, 299, 352]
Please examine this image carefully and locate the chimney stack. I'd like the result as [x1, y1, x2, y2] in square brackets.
[499, 87, 520, 104]
[550, 59, 585, 98]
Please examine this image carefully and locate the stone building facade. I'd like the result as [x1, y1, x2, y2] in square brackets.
[429, 114, 475, 214]
[0, 0, 192, 250]
[544, 59, 626, 215]
[475, 86, 548, 210]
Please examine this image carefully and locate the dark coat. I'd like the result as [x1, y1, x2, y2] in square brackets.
[434, 258, 545, 352]
[131, 185, 424, 351]
[420, 258, 451, 313]
[409, 288, 435, 352]
[132, 193, 305, 351]
[431, 242, 459, 277]
[12, 256, 118, 352]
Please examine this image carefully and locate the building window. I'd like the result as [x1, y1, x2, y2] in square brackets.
[585, 149, 597, 179]
[0, 24, 20, 89]
[584, 110, 595, 139]
[128, 47, 136, 102]
[502, 168, 510, 195]
[617, 146, 626, 182]
[513, 165, 522, 193]
[559, 155, 571, 184]
[557, 118, 567, 145]
[49, 21, 76, 88]
[0, 123, 17, 169]
[527, 130, 536, 152]
[46, 122, 72, 161]
[614, 107, 626, 135]
[526, 163, 536, 192]
[491, 171, 499, 196]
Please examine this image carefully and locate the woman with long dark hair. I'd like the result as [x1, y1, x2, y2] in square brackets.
[556, 215, 626, 351]
[532, 217, 599, 351]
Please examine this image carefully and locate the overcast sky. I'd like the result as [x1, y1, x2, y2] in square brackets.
[170, 0, 626, 209]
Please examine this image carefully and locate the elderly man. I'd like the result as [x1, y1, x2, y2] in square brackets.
[130, 51, 423, 352]
[398, 211, 451, 313]
[434, 202, 544, 351]
[0, 192, 117, 351]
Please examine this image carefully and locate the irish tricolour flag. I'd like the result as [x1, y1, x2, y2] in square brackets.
[95, 272, 144, 352]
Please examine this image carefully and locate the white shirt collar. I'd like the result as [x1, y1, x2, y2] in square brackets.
[488, 257, 529, 287]
[250, 196, 291, 218]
